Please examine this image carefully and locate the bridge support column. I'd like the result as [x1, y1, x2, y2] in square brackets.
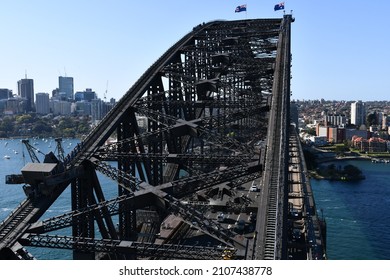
[71, 173, 95, 260]
[117, 113, 138, 244]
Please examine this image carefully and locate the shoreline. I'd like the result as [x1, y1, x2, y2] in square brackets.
[308, 170, 366, 181]
[316, 157, 368, 164]
[314, 154, 389, 164]
[311, 155, 370, 181]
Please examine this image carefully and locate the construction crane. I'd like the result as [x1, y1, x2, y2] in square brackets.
[104, 80, 108, 101]
[5, 138, 77, 200]
[5, 139, 41, 184]
[5, 139, 51, 185]
[5, 139, 63, 182]
[7, 138, 70, 197]
[55, 138, 65, 162]
[21, 139, 44, 163]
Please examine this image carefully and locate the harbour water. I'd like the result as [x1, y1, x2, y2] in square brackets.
[311, 160, 390, 260]
[0, 138, 79, 259]
[0, 137, 78, 219]
[0, 138, 389, 259]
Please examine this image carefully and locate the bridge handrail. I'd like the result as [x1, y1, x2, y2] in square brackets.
[0, 199, 28, 227]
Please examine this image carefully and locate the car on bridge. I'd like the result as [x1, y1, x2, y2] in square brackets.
[248, 212, 256, 223]
[217, 212, 225, 222]
[249, 181, 260, 192]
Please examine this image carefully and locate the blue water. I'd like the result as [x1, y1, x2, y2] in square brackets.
[0, 138, 81, 259]
[1, 138, 389, 259]
[0, 138, 126, 259]
[311, 160, 390, 260]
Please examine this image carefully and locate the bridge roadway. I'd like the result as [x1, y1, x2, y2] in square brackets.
[0, 179, 75, 259]
[287, 128, 326, 260]
[0, 15, 325, 260]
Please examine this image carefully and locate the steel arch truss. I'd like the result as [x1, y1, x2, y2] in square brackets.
[0, 17, 295, 260]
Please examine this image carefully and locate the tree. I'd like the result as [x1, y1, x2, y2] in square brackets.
[343, 164, 362, 177]
[335, 144, 349, 156]
[306, 127, 316, 136]
[32, 120, 53, 135]
[366, 111, 378, 127]
[58, 117, 75, 129]
[0, 117, 14, 136]
[16, 114, 33, 124]
[61, 128, 76, 138]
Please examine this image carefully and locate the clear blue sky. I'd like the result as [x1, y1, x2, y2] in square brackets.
[1, 0, 389, 102]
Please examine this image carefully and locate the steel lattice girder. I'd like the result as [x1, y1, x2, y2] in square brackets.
[0, 17, 295, 260]
[19, 233, 240, 260]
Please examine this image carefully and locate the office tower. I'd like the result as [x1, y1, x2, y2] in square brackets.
[351, 101, 366, 127]
[51, 100, 71, 115]
[91, 98, 103, 123]
[35, 92, 50, 115]
[17, 77, 34, 112]
[0, 89, 12, 100]
[59, 76, 74, 100]
[83, 88, 96, 102]
[74, 88, 97, 102]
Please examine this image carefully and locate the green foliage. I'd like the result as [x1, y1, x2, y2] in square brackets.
[343, 164, 362, 177]
[58, 117, 75, 129]
[0, 117, 14, 135]
[306, 127, 316, 136]
[32, 120, 53, 135]
[334, 144, 349, 156]
[0, 115, 91, 139]
[366, 112, 378, 127]
[317, 163, 363, 181]
[15, 114, 34, 124]
[61, 128, 76, 138]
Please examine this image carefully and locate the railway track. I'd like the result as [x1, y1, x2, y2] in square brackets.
[1, 17, 295, 260]
[0, 199, 34, 248]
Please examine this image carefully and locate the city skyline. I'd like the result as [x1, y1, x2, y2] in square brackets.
[1, 1, 390, 102]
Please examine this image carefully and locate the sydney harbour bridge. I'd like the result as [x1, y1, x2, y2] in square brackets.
[0, 15, 326, 260]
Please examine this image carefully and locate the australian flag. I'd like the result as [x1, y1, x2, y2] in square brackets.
[235, 4, 247, 13]
[274, 2, 285, 11]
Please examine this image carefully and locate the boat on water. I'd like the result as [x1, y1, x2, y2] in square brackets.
[3, 155, 10, 159]
[371, 158, 390, 163]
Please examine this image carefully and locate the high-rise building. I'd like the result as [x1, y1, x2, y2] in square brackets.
[17, 77, 34, 112]
[51, 100, 71, 115]
[59, 76, 74, 100]
[83, 88, 96, 102]
[74, 101, 92, 116]
[325, 114, 347, 127]
[0, 89, 12, 100]
[351, 101, 365, 127]
[382, 114, 388, 130]
[91, 99, 103, 123]
[35, 92, 50, 115]
[74, 88, 96, 102]
[6, 96, 26, 115]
